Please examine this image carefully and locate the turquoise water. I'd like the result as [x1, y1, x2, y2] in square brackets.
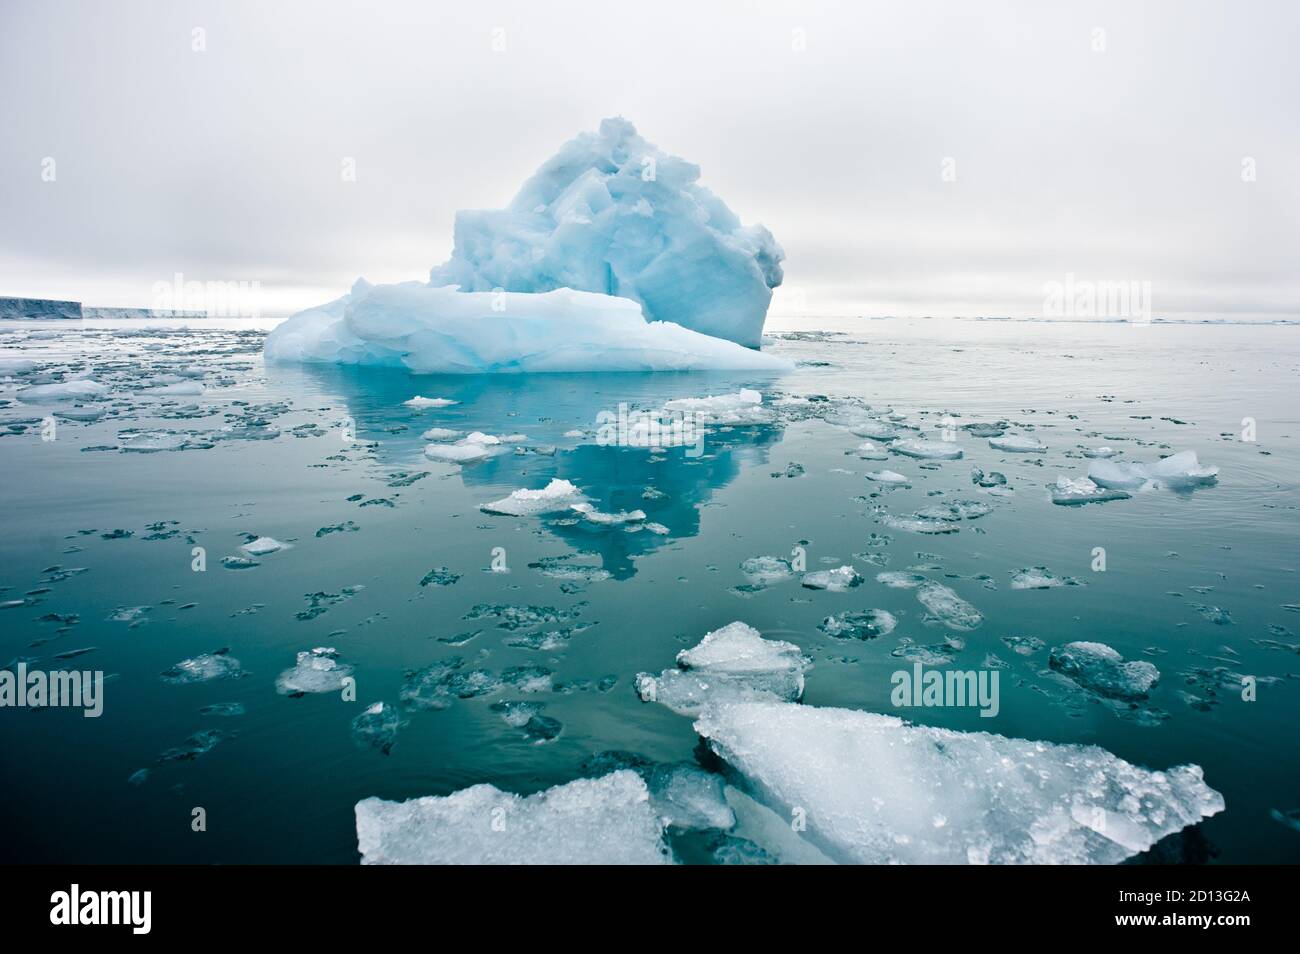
[1, 317, 1297, 863]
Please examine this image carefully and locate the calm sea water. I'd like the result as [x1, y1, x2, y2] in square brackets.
[1, 316, 1296, 863]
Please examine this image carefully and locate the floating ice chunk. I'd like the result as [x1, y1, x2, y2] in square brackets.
[403, 395, 458, 408]
[275, 647, 355, 695]
[855, 442, 890, 460]
[694, 701, 1223, 864]
[424, 431, 506, 463]
[15, 379, 107, 403]
[819, 609, 897, 640]
[351, 701, 406, 754]
[739, 556, 795, 587]
[801, 566, 863, 591]
[480, 478, 584, 516]
[989, 434, 1046, 453]
[879, 514, 960, 535]
[53, 406, 105, 421]
[241, 536, 286, 556]
[1049, 642, 1160, 701]
[1082, 446, 1118, 459]
[1010, 566, 1070, 590]
[160, 648, 244, 684]
[1049, 476, 1131, 506]
[120, 431, 188, 453]
[876, 571, 927, 589]
[916, 581, 983, 630]
[1088, 451, 1218, 492]
[420, 427, 462, 441]
[355, 770, 670, 864]
[647, 763, 735, 831]
[265, 283, 792, 374]
[570, 502, 645, 525]
[891, 438, 962, 460]
[147, 380, 205, 396]
[635, 621, 809, 717]
[865, 469, 909, 484]
[0, 358, 38, 376]
[661, 388, 773, 425]
[425, 117, 783, 348]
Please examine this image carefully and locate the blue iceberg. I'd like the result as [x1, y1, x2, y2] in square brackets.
[265, 118, 789, 373]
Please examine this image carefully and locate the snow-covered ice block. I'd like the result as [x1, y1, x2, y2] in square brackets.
[426, 117, 783, 348]
[865, 469, 909, 484]
[265, 283, 790, 374]
[1088, 450, 1218, 491]
[403, 395, 458, 408]
[1049, 476, 1131, 505]
[989, 434, 1046, 453]
[1049, 641, 1160, 701]
[695, 701, 1224, 864]
[480, 478, 584, 516]
[241, 536, 286, 556]
[801, 566, 864, 591]
[424, 431, 507, 464]
[891, 438, 962, 460]
[15, 379, 107, 403]
[636, 621, 810, 717]
[355, 770, 670, 864]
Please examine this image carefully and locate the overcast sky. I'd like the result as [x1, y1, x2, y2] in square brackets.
[1, 0, 1296, 319]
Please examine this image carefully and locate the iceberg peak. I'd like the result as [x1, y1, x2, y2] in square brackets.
[428, 117, 784, 347]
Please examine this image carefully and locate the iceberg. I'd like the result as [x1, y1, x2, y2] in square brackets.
[695, 701, 1224, 864]
[427, 117, 783, 347]
[479, 478, 584, 516]
[265, 283, 790, 374]
[355, 770, 670, 864]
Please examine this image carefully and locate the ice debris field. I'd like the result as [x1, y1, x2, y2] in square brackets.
[1, 126, 1297, 866]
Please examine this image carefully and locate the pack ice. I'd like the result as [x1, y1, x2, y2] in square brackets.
[695, 701, 1224, 864]
[355, 770, 670, 864]
[265, 118, 789, 372]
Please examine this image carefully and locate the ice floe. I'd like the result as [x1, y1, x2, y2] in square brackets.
[989, 434, 1046, 453]
[801, 566, 863, 591]
[694, 701, 1223, 864]
[15, 379, 107, 403]
[355, 770, 670, 864]
[1049, 476, 1131, 506]
[1087, 450, 1219, 492]
[890, 438, 962, 460]
[274, 647, 355, 695]
[1049, 642, 1160, 701]
[480, 479, 584, 516]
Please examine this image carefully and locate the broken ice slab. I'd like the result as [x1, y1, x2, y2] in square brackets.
[989, 434, 1047, 453]
[355, 770, 671, 864]
[160, 648, 245, 684]
[635, 621, 810, 717]
[274, 647, 354, 695]
[695, 701, 1224, 864]
[800, 566, 863, 591]
[1048, 641, 1160, 701]
[890, 438, 962, 460]
[1049, 476, 1131, 505]
[480, 478, 584, 516]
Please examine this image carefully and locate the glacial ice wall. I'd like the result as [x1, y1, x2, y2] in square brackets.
[428, 117, 784, 348]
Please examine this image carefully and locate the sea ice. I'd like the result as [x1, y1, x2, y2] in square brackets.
[355, 770, 670, 864]
[425, 117, 783, 347]
[240, 536, 285, 556]
[480, 478, 584, 516]
[739, 556, 795, 587]
[891, 438, 962, 460]
[647, 763, 736, 831]
[1049, 642, 1160, 700]
[160, 648, 244, 684]
[424, 431, 506, 464]
[1087, 451, 1218, 492]
[818, 609, 898, 640]
[403, 396, 458, 408]
[420, 427, 462, 441]
[865, 469, 909, 484]
[801, 566, 863, 591]
[15, 379, 107, 403]
[915, 581, 983, 630]
[635, 621, 809, 717]
[1049, 476, 1131, 506]
[694, 701, 1223, 864]
[275, 647, 355, 695]
[660, 388, 773, 425]
[989, 434, 1046, 453]
[351, 701, 406, 754]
